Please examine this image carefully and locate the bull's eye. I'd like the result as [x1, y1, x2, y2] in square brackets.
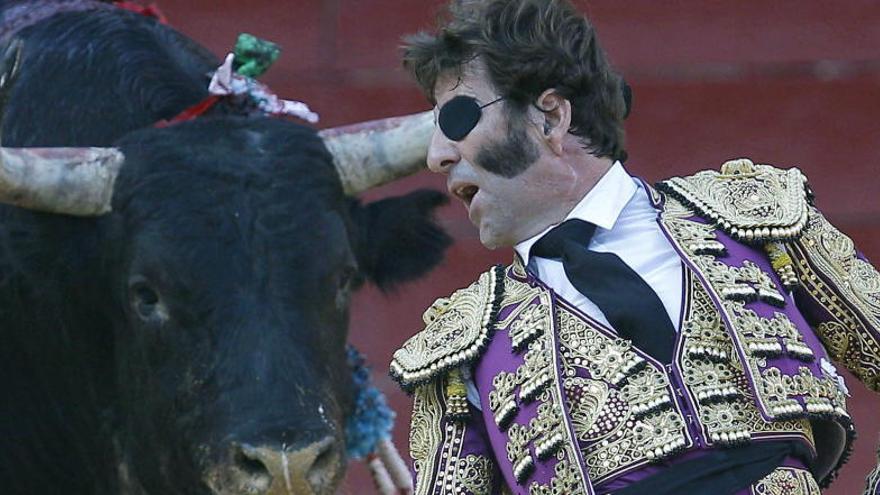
[338, 267, 356, 291]
[335, 266, 359, 311]
[129, 278, 164, 322]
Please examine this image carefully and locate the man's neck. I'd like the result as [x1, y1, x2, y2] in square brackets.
[555, 141, 615, 212]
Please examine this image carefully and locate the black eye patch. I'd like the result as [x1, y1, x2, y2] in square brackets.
[437, 95, 503, 141]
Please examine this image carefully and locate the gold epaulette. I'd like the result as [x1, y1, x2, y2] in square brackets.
[390, 265, 505, 392]
[657, 158, 812, 244]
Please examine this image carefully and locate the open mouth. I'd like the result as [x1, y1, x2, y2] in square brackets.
[453, 184, 479, 207]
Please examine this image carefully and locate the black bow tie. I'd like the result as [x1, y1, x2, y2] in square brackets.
[531, 219, 676, 363]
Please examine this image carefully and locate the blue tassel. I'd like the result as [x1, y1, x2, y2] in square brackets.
[344, 345, 395, 460]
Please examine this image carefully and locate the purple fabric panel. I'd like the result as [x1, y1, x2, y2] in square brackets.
[716, 230, 833, 370]
[666, 226, 842, 424]
[458, 406, 502, 495]
[793, 246, 880, 369]
[475, 308, 526, 493]
[412, 382, 503, 495]
[475, 296, 574, 492]
[793, 284, 837, 329]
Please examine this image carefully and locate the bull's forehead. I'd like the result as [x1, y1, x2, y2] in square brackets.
[128, 201, 354, 278]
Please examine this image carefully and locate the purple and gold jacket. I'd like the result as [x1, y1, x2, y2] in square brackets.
[391, 159, 880, 495]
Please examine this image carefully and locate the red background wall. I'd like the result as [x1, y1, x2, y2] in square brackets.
[156, 1, 880, 493]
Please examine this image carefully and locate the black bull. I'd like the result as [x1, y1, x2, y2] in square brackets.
[0, 3, 450, 494]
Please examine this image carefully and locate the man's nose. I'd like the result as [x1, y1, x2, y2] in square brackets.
[426, 127, 459, 174]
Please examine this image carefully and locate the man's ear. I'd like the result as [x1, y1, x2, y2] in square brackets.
[535, 89, 572, 156]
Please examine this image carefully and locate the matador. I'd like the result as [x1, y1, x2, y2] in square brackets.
[391, 1, 880, 494]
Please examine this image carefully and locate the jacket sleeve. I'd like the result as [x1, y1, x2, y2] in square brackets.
[866, 445, 880, 495]
[409, 377, 503, 495]
[788, 206, 880, 392]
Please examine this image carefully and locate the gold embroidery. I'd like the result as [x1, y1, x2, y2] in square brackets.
[620, 368, 675, 419]
[410, 382, 470, 495]
[705, 259, 787, 307]
[556, 312, 646, 387]
[563, 377, 615, 442]
[456, 455, 496, 495]
[759, 366, 847, 417]
[790, 208, 880, 392]
[392, 268, 500, 389]
[497, 343, 570, 482]
[764, 241, 800, 289]
[509, 303, 550, 352]
[410, 383, 444, 485]
[497, 269, 547, 329]
[556, 308, 690, 483]
[488, 370, 518, 430]
[530, 401, 567, 461]
[488, 338, 553, 431]
[506, 423, 534, 484]
[528, 458, 581, 495]
[445, 368, 470, 420]
[679, 281, 814, 447]
[659, 197, 849, 423]
[510, 256, 528, 280]
[750, 466, 820, 495]
[865, 450, 880, 495]
[516, 339, 553, 403]
[498, 276, 591, 492]
[658, 159, 810, 243]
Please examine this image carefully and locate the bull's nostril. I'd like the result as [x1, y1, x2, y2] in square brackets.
[235, 450, 267, 476]
[307, 437, 341, 492]
[215, 438, 342, 494]
[232, 444, 273, 491]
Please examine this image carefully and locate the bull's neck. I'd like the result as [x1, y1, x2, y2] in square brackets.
[0, 0, 114, 44]
[0, 217, 118, 492]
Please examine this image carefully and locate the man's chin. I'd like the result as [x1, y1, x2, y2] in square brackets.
[478, 227, 508, 251]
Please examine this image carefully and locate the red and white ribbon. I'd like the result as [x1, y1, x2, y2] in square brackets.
[208, 53, 319, 124]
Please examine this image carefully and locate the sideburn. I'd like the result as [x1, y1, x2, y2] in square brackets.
[475, 116, 540, 178]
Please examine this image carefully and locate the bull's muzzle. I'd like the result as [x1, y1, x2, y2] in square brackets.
[206, 437, 343, 495]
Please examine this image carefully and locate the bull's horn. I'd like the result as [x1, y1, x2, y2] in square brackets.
[319, 111, 434, 195]
[0, 39, 123, 216]
[0, 147, 124, 216]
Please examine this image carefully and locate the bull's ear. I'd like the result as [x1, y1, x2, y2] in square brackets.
[350, 189, 451, 290]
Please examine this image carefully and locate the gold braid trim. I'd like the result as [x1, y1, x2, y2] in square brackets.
[392, 266, 505, 391]
[864, 445, 880, 495]
[409, 381, 447, 495]
[657, 158, 811, 244]
[409, 381, 498, 495]
[750, 466, 821, 495]
[788, 207, 880, 392]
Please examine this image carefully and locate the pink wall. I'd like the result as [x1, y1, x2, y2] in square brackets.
[156, 1, 880, 492]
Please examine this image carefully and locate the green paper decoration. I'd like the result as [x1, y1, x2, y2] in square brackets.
[233, 33, 281, 78]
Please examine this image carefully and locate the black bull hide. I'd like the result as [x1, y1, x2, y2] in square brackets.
[0, 4, 451, 495]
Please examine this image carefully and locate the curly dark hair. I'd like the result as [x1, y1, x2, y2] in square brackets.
[403, 0, 628, 162]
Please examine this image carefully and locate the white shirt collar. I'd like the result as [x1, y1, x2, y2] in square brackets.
[514, 161, 637, 265]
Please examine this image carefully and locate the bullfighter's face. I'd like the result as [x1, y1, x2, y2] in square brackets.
[427, 60, 586, 249]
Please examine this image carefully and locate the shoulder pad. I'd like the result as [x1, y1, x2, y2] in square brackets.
[657, 158, 811, 244]
[390, 265, 505, 392]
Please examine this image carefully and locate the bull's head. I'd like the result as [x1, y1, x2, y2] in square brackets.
[0, 41, 441, 495]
